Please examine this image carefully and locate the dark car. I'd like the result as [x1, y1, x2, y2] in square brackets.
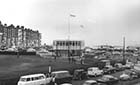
[103, 66, 116, 74]
[73, 69, 87, 80]
[115, 63, 125, 71]
[97, 75, 119, 85]
[51, 70, 72, 85]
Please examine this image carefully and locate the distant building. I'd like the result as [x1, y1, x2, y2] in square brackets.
[0, 21, 41, 49]
[53, 40, 84, 57]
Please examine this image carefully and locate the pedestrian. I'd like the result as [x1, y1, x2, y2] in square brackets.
[68, 57, 70, 63]
[73, 58, 76, 64]
[50, 75, 55, 85]
[80, 52, 84, 64]
[17, 50, 20, 58]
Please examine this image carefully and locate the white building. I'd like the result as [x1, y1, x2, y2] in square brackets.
[53, 40, 84, 57]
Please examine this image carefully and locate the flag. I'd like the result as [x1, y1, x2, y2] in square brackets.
[70, 14, 76, 17]
[80, 25, 84, 28]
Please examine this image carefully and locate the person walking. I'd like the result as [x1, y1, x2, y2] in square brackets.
[80, 52, 85, 64]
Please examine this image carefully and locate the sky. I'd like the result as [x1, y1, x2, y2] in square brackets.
[0, 0, 140, 47]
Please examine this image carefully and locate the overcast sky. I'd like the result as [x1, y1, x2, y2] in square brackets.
[0, 0, 140, 46]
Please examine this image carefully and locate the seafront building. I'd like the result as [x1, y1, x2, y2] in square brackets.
[53, 40, 85, 57]
[0, 21, 41, 49]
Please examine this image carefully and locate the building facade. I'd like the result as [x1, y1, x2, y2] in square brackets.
[53, 40, 85, 57]
[0, 21, 41, 49]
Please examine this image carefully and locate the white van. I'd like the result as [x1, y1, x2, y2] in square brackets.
[87, 67, 103, 77]
[17, 73, 51, 85]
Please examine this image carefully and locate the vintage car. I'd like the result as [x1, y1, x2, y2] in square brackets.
[83, 80, 98, 85]
[103, 65, 116, 74]
[73, 69, 87, 80]
[87, 67, 103, 77]
[97, 75, 119, 85]
[119, 73, 131, 81]
[51, 70, 72, 85]
[17, 73, 51, 85]
[60, 83, 72, 85]
[115, 63, 125, 71]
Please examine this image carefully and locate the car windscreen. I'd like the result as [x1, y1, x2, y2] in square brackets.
[88, 68, 93, 71]
[20, 78, 30, 82]
[52, 72, 71, 78]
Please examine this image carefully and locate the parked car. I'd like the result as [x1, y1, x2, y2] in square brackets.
[51, 70, 72, 85]
[130, 71, 138, 79]
[124, 62, 134, 69]
[87, 67, 103, 77]
[97, 75, 119, 85]
[103, 65, 116, 74]
[60, 83, 72, 85]
[119, 73, 131, 81]
[83, 80, 98, 85]
[115, 63, 125, 71]
[73, 69, 87, 80]
[17, 73, 51, 85]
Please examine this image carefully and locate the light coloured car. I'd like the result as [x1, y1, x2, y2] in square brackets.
[120, 73, 130, 81]
[97, 75, 119, 84]
[83, 80, 98, 85]
[60, 83, 72, 85]
[17, 73, 51, 85]
[87, 67, 103, 77]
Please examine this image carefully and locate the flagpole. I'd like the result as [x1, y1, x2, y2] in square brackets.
[68, 14, 70, 62]
[68, 13, 76, 62]
[68, 14, 70, 40]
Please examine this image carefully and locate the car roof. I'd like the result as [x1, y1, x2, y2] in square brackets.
[20, 74, 45, 78]
[52, 70, 69, 74]
[75, 69, 84, 71]
[103, 75, 114, 78]
[60, 83, 72, 85]
[88, 67, 98, 69]
[85, 80, 97, 83]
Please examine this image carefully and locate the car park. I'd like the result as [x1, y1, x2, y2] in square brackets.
[83, 80, 98, 85]
[51, 70, 72, 85]
[73, 69, 87, 80]
[87, 67, 103, 77]
[97, 75, 119, 85]
[17, 73, 51, 85]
